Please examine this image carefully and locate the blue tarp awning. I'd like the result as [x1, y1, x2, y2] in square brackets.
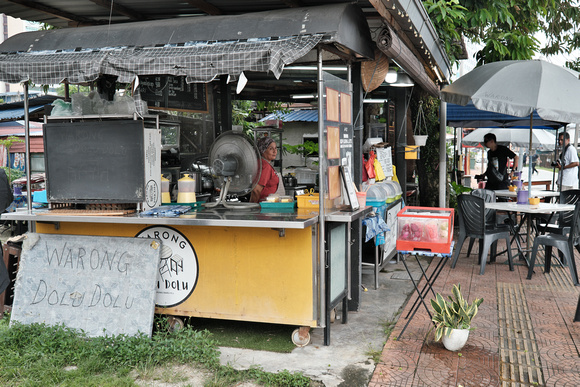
[446, 102, 564, 129]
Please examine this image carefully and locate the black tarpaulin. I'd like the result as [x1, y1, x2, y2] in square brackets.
[0, 4, 373, 85]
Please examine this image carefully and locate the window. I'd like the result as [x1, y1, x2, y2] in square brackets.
[30, 154, 45, 173]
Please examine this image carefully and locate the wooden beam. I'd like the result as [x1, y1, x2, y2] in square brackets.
[88, 0, 148, 21]
[185, 0, 223, 15]
[6, 0, 98, 25]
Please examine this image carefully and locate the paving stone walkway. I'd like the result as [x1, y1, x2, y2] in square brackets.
[369, 238, 580, 386]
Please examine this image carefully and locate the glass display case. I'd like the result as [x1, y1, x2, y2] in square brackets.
[396, 206, 454, 253]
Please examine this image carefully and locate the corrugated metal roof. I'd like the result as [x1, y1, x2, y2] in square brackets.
[261, 109, 318, 123]
[0, 106, 45, 121]
[0, 121, 43, 136]
[8, 137, 44, 153]
[0, 121, 44, 153]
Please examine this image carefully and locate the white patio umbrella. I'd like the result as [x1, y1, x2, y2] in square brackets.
[441, 59, 580, 193]
[462, 128, 556, 150]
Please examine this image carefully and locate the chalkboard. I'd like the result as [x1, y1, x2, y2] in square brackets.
[44, 120, 145, 203]
[139, 75, 208, 113]
[10, 233, 161, 337]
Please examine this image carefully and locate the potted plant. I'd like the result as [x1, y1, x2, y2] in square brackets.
[282, 140, 319, 169]
[430, 284, 483, 351]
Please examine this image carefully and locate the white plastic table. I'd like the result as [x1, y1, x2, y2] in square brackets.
[485, 202, 575, 266]
[494, 190, 560, 200]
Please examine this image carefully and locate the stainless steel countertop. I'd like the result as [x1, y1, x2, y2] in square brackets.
[2, 205, 370, 229]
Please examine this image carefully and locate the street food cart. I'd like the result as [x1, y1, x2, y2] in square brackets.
[0, 4, 375, 345]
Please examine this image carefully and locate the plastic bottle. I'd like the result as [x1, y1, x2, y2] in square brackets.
[177, 174, 197, 203]
[161, 175, 171, 204]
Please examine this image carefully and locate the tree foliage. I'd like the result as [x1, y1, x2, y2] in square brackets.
[424, 0, 580, 68]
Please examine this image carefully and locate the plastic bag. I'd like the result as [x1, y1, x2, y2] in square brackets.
[365, 151, 376, 179]
[373, 158, 385, 181]
[50, 99, 74, 116]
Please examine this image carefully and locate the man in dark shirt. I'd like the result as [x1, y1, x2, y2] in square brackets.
[475, 133, 519, 190]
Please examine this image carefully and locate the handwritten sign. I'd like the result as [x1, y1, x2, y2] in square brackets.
[375, 147, 393, 178]
[10, 234, 161, 337]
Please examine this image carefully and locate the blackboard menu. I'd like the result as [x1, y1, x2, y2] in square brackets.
[138, 75, 208, 113]
[44, 120, 145, 203]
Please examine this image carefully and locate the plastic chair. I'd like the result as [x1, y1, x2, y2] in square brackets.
[535, 189, 580, 264]
[451, 194, 514, 275]
[527, 201, 580, 286]
[536, 189, 580, 233]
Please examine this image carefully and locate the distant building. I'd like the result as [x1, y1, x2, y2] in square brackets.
[0, 14, 41, 98]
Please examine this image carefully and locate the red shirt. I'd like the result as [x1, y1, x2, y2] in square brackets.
[257, 158, 279, 201]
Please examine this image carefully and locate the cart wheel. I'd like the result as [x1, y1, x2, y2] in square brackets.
[291, 326, 311, 347]
[167, 316, 184, 332]
[330, 308, 336, 323]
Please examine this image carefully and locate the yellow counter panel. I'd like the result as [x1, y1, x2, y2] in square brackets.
[35, 222, 319, 327]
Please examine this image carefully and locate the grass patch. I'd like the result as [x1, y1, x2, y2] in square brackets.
[366, 310, 402, 363]
[0, 314, 314, 386]
[187, 317, 296, 353]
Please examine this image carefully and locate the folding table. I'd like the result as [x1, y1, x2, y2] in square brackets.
[397, 242, 454, 339]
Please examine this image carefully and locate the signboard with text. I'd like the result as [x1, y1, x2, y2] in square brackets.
[10, 234, 161, 337]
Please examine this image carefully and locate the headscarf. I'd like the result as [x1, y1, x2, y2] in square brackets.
[257, 136, 275, 156]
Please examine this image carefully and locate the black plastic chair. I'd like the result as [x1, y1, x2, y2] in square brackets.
[536, 189, 580, 233]
[452, 194, 514, 275]
[535, 189, 580, 264]
[527, 201, 580, 286]
[465, 189, 497, 257]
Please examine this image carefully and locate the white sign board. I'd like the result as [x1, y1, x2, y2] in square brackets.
[376, 147, 393, 178]
[10, 233, 161, 337]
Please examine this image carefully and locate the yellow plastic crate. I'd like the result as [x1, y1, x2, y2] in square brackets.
[297, 193, 319, 209]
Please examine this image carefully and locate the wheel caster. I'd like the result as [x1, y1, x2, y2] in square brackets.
[291, 326, 311, 347]
[167, 316, 184, 332]
[330, 308, 336, 323]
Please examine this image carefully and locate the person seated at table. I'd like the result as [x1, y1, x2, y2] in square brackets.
[475, 133, 518, 190]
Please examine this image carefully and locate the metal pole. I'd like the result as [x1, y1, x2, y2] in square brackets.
[317, 47, 326, 329]
[23, 82, 31, 214]
[439, 100, 447, 207]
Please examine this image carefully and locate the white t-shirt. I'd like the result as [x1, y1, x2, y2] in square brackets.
[558, 144, 579, 187]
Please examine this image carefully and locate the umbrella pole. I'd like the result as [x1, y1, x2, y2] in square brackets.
[528, 114, 533, 193]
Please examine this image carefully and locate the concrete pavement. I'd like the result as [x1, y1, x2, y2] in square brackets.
[219, 256, 428, 387]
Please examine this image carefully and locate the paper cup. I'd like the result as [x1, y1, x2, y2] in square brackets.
[356, 192, 367, 207]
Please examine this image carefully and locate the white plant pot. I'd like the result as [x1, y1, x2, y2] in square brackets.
[441, 328, 470, 351]
[414, 135, 428, 146]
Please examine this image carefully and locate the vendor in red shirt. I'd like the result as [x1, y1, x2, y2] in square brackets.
[251, 136, 281, 202]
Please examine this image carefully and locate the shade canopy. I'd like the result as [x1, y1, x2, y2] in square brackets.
[462, 128, 557, 150]
[442, 59, 580, 193]
[442, 60, 580, 123]
[0, 4, 373, 85]
[446, 102, 563, 129]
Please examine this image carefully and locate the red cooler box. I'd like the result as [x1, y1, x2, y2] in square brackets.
[396, 206, 454, 253]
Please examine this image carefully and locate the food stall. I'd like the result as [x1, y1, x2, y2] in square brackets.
[0, 4, 374, 345]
